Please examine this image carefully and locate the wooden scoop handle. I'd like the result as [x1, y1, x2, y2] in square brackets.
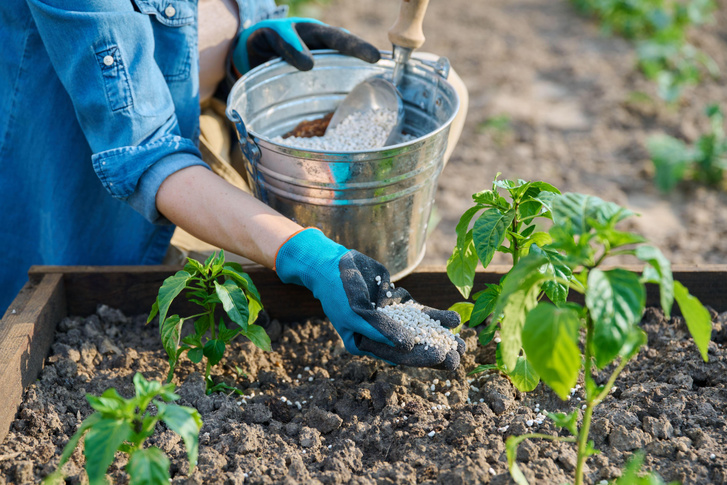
[388, 0, 430, 50]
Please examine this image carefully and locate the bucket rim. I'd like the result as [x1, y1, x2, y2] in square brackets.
[226, 49, 461, 155]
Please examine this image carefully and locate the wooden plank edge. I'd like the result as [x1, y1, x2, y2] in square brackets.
[26, 264, 727, 321]
[0, 273, 66, 444]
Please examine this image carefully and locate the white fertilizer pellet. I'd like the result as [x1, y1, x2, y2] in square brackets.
[376, 300, 458, 353]
[273, 109, 412, 151]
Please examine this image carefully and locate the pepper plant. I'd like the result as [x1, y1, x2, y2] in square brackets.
[43, 373, 202, 485]
[492, 192, 712, 485]
[648, 103, 727, 192]
[148, 251, 270, 394]
[447, 175, 565, 391]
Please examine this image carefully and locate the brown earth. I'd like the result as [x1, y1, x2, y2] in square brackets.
[319, 0, 727, 267]
[0, 304, 725, 484]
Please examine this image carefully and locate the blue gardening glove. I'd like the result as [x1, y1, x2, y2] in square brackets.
[275, 228, 466, 371]
[232, 17, 381, 74]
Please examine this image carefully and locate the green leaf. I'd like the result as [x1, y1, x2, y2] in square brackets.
[508, 356, 540, 392]
[183, 258, 206, 276]
[522, 303, 581, 400]
[214, 280, 250, 330]
[193, 314, 211, 337]
[522, 231, 552, 249]
[218, 320, 241, 342]
[548, 411, 579, 436]
[156, 271, 191, 329]
[529, 181, 561, 195]
[478, 323, 499, 346]
[160, 315, 183, 360]
[472, 190, 509, 208]
[520, 225, 536, 239]
[674, 281, 711, 362]
[52, 413, 103, 475]
[506, 435, 532, 485]
[473, 208, 516, 268]
[518, 200, 543, 220]
[188, 347, 203, 364]
[222, 263, 263, 305]
[552, 193, 633, 237]
[447, 238, 478, 299]
[530, 245, 572, 304]
[455, 207, 483, 249]
[157, 402, 202, 471]
[586, 269, 646, 368]
[126, 447, 171, 485]
[247, 297, 263, 326]
[494, 253, 549, 370]
[147, 301, 159, 325]
[647, 134, 692, 192]
[636, 245, 674, 318]
[203, 339, 226, 366]
[210, 251, 225, 276]
[84, 418, 134, 485]
[86, 389, 128, 416]
[243, 324, 272, 352]
[182, 334, 203, 348]
[470, 284, 501, 326]
[448, 302, 474, 326]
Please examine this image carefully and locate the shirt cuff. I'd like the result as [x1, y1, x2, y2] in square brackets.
[127, 152, 210, 224]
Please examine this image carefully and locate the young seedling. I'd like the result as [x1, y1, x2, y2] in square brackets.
[648, 103, 727, 191]
[493, 192, 711, 485]
[43, 373, 202, 485]
[148, 251, 270, 394]
[447, 175, 564, 391]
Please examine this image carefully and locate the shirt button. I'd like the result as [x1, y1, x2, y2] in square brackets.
[242, 19, 252, 29]
[164, 5, 176, 17]
[103, 55, 114, 66]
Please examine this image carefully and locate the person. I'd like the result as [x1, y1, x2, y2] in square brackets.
[1, 0, 465, 370]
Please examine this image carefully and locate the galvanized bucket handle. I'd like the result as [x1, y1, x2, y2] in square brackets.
[228, 108, 263, 198]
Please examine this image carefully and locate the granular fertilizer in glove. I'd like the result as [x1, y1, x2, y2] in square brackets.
[377, 300, 458, 353]
[272, 109, 408, 151]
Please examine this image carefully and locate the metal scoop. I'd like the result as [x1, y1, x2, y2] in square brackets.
[326, 0, 431, 146]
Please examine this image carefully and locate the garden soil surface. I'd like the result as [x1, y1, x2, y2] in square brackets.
[319, 0, 727, 268]
[0, 304, 726, 484]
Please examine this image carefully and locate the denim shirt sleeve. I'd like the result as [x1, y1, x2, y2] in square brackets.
[26, 0, 207, 224]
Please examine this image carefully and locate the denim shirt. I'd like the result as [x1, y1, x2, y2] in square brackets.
[0, 0, 285, 313]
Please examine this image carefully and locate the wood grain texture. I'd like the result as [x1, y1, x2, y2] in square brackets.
[0, 274, 66, 444]
[26, 263, 727, 321]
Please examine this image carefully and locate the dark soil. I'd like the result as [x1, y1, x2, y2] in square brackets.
[1, 304, 725, 484]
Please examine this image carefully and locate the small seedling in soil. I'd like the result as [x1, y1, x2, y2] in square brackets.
[648, 103, 727, 192]
[43, 373, 202, 485]
[490, 191, 712, 485]
[447, 175, 562, 391]
[148, 250, 270, 394]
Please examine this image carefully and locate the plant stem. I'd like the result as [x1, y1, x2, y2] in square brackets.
[575, 317, 596, 485]
[204, 360, 212, 392]
[575, 403, 594, 485]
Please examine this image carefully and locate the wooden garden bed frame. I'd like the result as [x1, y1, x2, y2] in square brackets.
[1, 264, 726, 444]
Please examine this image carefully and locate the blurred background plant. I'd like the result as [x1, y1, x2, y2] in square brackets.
[570, 0, 719, 103]
[647, 103, 727, 192]
[277, 0, 331, 17]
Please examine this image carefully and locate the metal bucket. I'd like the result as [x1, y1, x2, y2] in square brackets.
[226, 50, 459, 280]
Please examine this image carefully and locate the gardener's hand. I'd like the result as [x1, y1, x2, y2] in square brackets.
[275, 228, 466, 371]
[232, 17, 381, 74]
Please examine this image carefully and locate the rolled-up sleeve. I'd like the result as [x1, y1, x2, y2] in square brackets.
[27, 0, 208, 224]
